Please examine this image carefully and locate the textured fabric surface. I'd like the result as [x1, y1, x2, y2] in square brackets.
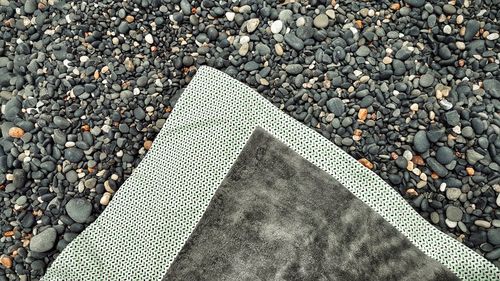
[43, 66, 499, 280]
[164, 127, 459, 281]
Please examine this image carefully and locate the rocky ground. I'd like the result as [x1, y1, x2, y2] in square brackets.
[0, 0, 499, 279]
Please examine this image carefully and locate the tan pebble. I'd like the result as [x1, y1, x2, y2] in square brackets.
[382, 56, 392, 64]
[274, 44, 283, 56]
[100, 192, 111, 206]
[125, 15, 134, 23]
[101, 66, 109, 73]
[259, 78, 269, 86]
[144, 140, 153, 150]
[358, 158, 373, 169]
[8, 127, 24, 138]
[416, 181, 427, 189]
[466, 167, 475, 176]
[474, 220, 491, 228]
[456, 15, 464, 24]
[0, 256, 12, 269]
[390, 3, 401, 10]
[358, 108, 368, 121]
[406, 161, 414, 171]
[456, 41, 466, 50]
[406, 188, 418, 196]
[94, 70, 100, 80]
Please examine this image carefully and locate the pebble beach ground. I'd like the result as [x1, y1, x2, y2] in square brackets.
[0, 0, 499, 279]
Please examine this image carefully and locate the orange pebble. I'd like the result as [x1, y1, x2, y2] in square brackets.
[358, 108, 368, 121]
[8, 127, 24, 138]
[358, 158, 374, 170]
[466, 167, 475, 176]
[144, 140, 153, 150]
[0, 256, 12, 269]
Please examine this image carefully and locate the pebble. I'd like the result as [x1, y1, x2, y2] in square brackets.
[271, 20, 283, 34]
[464, 20, 480, 41]
[488, 229, 500, 245]
[427, 158, 448, 177]
[446, 206, 463, 222]
[446, 188, 462, 201]
[245, 18, 260, 33]
[53, 116, 71, 129]
[285, 64, 303, 75]
[30, 228, 57, 252]
[284, 33, 304, 51]
[356, 46, 370, 57]
[145, 34, 154, 44]
[419, 73, 434, 88]
[64, 148, 84, 163]
[413, 131, 430, 153]
[313, 14, 329, 29]
[65, 198, 92, 223]
[436, 147, 454, 165]
[326, 98, 345, 117]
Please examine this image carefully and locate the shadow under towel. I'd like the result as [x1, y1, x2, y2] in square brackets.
[164, 127, 459, 281]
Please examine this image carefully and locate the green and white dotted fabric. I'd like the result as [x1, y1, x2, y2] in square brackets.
[43, 66, 499, 281]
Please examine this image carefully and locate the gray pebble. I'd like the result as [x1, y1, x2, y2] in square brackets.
[413, 131, 430, 153]
[30, 228, 57, 252]
[446, 206, 463, 222]
[436, 147, 454, 165]
[65, 198, 92, 223]
[326, 98, 345, 117]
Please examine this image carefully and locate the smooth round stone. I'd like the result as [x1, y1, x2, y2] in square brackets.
[430, 212, 440, 224]
[270, 20, 283, 34]
[65, 198, 92, 223]
[326, 98, 345, 116]
[356, 46, 370, 57]
[442, 4, 456, 14]
[30, 228, 57, 252]
[404, 0, 425, 7]
[446, 206, 463, 222]
[137, 76, 148, 87]
[53, 116, 71, 129]
[64, 148, 84, 163]
[487, 229, 500, 245]
[419, 73, 434, 87]
[313, 14, 329, 28]
[446, 188, 461, 201]
[461, 126, 475, 138]
[285, 64, 303, 75]
[284, 33, 304, 51]
[65, 170, 78, 183]
[483, 79, 500, 98]
[436, 146, 454, 164]
[464, 20, 480, 41]
[413, 131, 430, 153]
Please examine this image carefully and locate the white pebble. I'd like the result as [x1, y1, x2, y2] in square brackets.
[443, 25, 452, 34]
[225, 12, 235, 21]
[410, 103, 419, 111]
[456, 41, 466, 50]
[487, 33, 499, 40]
[296, 17, 306, 27]
[445, 219, 457, 228]
[440, 183, 447, 192]
[496, 194, 500, 207]
[145, 34, 154, 44]
[271, 20, 283, 34]
[326, 10, 335, 19]
[403, 150, 413, 161]
[80, 56, 89, 63]
[239, 35, 250, 44]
